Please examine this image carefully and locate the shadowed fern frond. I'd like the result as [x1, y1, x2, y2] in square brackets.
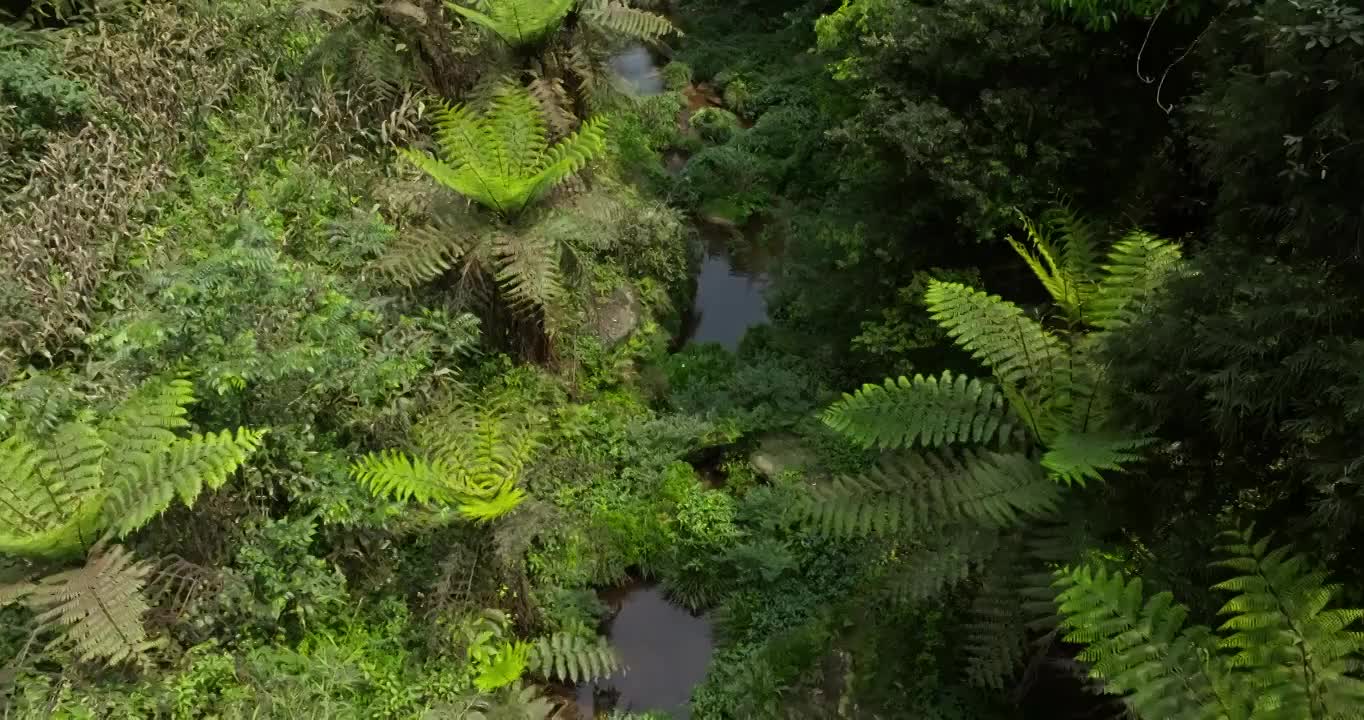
[402, 82, 608, 217]
[492, 230, 563, 312]
[446, 0, 575, 46]
[964, 559, 1030, 691]
[526, 632, 618, 683]
[798, 449, 1060, 538]
[2, 544, 158, 667]
[882, 524, 1001, 605]
[1040, 431, 1149, 488]
[823, 371, 1019, 450]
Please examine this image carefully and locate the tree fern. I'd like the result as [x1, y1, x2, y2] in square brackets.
[446, 0, 575, 47]
[526, 632, 618, 683]
[351, 405, 536, 523]
[798, 449, 1060, 538]
[0, 379, 264, 559]
[823, 371, 1019, 450]
[1, 543, 158, 667]
[401, 82, 608, 217]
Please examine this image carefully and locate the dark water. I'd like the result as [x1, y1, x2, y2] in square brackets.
[611, 45, 664, 96]
[577, 584, 714, 718]
[687, 225, 774, 350]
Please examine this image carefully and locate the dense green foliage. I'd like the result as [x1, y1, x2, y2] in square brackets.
[2, 0, 1362, 717]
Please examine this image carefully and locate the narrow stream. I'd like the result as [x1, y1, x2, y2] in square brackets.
[576, 583, 715, 718]
[686, 225, 772, 350]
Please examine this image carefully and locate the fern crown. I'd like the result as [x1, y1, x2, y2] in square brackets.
[402, 82, 608, 217]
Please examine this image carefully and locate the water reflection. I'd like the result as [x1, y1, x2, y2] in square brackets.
[686, 223, 779, 350]
[577, 584, 714, 718]
[610, 45, 664, 96]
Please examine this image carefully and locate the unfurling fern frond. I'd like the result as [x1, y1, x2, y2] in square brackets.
[1212, 527, 1364, 717]
[925, 281, 1066, 393]
[798, 449, 1060, 539]
[446, 0, 575, 47]
[526, 632, 618, 683]
[1088, 231, 1182, 333]
[403, 83, 608, 217]
[823, 371, 1019, 450]
[1039, 431, 1149, 487]
[581, 0, 682, 42]
[351, 405, 537, 523]
[0, 379, 264, 559]
[1055, 564, 1242, 720]
[1006, 206, 1100, 325]
[3, 544, 158, 667]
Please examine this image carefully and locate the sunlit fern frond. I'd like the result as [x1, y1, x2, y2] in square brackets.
[1007, 207, 1100, 325]
[797, 448, 1061, 539]
[823, 371, 1020, 450]
[445, 0, 575, 47]
[402, 82, 608, 216]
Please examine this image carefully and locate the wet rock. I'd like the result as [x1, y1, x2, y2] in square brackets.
[749, 433, 816, 480]
[593, 285, 642, 346]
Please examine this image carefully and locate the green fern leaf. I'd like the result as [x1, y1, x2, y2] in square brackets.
[351, 450, 460, 505]
[925, 280, 1066, 397]
[581, 0, 681, 41]
[527, 632, 618, 684]
[475, 641, 530, 693]
[799, 448, 1060, 538]
[823, 371, 1019, 450]
[1040, 430, 1149, 487]
[883, 525, 1000, 604]
[492, 230, 563, 312]
[446, 0, 575, 47]
[1006, 207, 1100, 325]
[1089, 231, 1182, 333]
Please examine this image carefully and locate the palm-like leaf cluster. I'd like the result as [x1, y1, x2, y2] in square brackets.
[401, 82, 608, 217]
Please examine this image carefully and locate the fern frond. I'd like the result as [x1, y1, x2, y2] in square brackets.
[823, 371, 1019, 450]
[475, 641, 531, 693]
[1055, 564, 1247, 720]
[1040, 431, 1149, 487]
[26, 544, 157, 667]
[493, 231, 563, 311]
[581, 0, 682, 42]
[925, 280, 1066, 398]
[103, 428, 267, 536]
[405, 86, 608, 216]
[0, 426, 105, 558]
[446, 0, 575, 47]
[1007, 207, 1099, 325]
[526, 632, 618, 684]
[1089, 231, 1182, 333]
[527, 72, 576, 136]
[351, 450, 460, 505]
[97, 379, 193, 483]
[376, 224, 467, 286]
[1213, 527, 1364, 718]
[799, 448, 1060, 538]
[458, 485, 528, 523]
[883, 525, 1000, 604]
[964, 559, 1030, 690]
